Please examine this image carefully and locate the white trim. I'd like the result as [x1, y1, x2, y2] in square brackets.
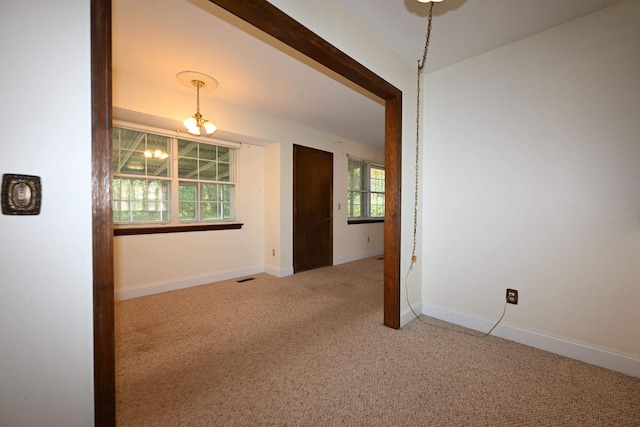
[114, 120, 242, 149]
[401, 302, 423, 327]
[116, 266, 264, 300]
[346, 154, 384, 168]
[334, 250, 384, 266]
[420, 303, 640, 378]
[264, 266, 294, 278]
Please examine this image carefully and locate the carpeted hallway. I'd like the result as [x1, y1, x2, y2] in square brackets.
[115, 257, 640, 426]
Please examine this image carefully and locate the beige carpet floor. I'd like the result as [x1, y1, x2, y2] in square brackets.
[115, 257, 640, 426]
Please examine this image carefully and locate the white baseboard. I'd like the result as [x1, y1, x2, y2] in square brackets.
[334, 250, 384, 266]
[264, 266, 294, 278]
[419, 303, 640, 378]
[120, 255, 380, 300]
[116, 266, 265, 300]
[401, 302, 423, 327]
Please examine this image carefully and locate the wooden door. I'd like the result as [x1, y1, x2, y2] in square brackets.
[293, 145, 333, 273]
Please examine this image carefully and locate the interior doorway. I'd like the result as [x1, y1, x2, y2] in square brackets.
[92, 0, 403, 423]
[293, 145, 333, 273]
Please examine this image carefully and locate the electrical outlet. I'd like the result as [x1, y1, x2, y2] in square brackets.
[506, 289, 518, 305]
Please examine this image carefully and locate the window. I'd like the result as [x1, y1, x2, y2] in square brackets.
[112, 125, 236, 227]
[347, 158, 385, 221]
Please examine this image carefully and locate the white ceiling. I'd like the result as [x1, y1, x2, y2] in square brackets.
[337, 0, 628, 73]
[113, 0, 627, 148]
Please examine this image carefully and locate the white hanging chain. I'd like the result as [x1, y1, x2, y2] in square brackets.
[405, 1, 435, 324]
[405, 4, 510, 337]
[409, 2, 434, 272]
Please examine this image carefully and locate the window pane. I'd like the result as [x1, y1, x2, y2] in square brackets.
[178, 140, 198, 158]
[112, 177, 121, 200]
[114, 127, 237, 225]
[370, 193, 385, 217]
[179, 182, 197, 201]
[119, 202, 132, 222]
[120, 129, 146, 151]
[147, 157, 169, 177]
[145, 133, 170, 174]
[200, 202, 219, 220]
[112, 178, 170, 223]
[112, 201, 120, 222]
[112, 177, 122, 222]
[112, 128, 120, 150]
[199, 143, 217, 161]
[370, 167, 385, 192]
[201, 183, 218, 201]
[178, 140, 231, 182]
[119, 150, 146, 175]
[199, 160, 217, 181]
[348, 191, 362, 218]
[221, 184, 231, 201]
[218, 162, 230, 182]
[179, 202, 196, 220]
[120, 178, 131, 200]
[113, 129, 170, 177]
[347, 159, 385, 219]
[218, 147, 230, 162]
[222, 203, 231, 219]
[130, 179, 145, 203]
[178, 158, 198, 179]
[179, 182, 197, 220]
[112, 150, 121, 174]
[348, 161, 365, 191]
[146, 133, 168, 152]
[147, 180, 170, 221]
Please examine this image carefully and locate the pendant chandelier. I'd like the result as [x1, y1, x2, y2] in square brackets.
[177, 71, 219, 136]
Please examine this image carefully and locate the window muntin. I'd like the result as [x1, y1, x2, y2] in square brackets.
[348, 159, 385, 219]
[112, 126, 236, 226]
[112, 177, 170, 223]
[177, 139, 235, 222]
[113, 128, 171, 177]
[178, 181, 234, 221]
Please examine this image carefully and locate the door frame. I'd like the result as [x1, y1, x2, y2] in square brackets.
[293, 144, 334, 273]
[91, 0, 402, 423]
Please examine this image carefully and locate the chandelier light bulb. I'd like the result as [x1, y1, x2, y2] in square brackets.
[143, 148, 170, 159]
[187, 124, 201, 136]
[184, 116, 198, 130]
[203, 121, 217, 135]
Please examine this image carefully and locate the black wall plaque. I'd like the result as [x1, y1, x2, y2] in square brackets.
[1, 174, 42, 215]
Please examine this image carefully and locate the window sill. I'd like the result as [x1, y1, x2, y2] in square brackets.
[348, 218, 384, 225]
[114, 223, 244, 236]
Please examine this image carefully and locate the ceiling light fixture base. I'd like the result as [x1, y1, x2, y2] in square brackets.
[177, 71, 219, 91]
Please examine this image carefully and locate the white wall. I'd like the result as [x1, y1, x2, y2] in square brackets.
[0, 1, 94, 426]
[264, 144, 284, 275]
[113, 141, 267, 298]
[267, 0, 421, 315]
[113, 68, 387, 295]
[277, 122, 386, 268]
[423, 1, 640, 372]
